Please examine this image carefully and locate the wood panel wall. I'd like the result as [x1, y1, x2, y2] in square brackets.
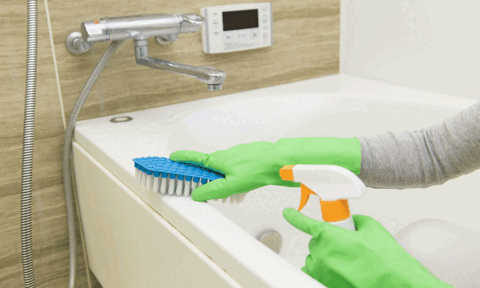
[0, 0, 339, 287]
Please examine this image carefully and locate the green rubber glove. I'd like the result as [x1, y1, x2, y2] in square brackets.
[170, 137, 361, 201]
[283, 208, 454, 288]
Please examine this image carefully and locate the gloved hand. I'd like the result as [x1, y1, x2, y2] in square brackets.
[170, 137, 361, 201]
[283, 208, 454, 288]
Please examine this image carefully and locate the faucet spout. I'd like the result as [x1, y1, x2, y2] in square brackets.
[134, 41, 226, 90]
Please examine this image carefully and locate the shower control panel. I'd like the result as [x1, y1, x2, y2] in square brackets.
[201, 3, 273, 54]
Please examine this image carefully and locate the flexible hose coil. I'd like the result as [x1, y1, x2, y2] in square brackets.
[62, 39, 125, 288]
[21, 0, 38, 287]
[21, 2, 124, 282]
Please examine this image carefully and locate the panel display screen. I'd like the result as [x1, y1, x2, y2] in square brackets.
[222, 9, 259, 31]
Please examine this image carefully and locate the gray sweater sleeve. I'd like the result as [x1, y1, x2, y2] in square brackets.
[357, 100, 480, 189]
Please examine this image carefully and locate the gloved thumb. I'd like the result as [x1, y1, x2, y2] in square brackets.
[283, 208, 325, 236]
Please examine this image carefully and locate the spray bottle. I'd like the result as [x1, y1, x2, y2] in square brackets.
[280, 165, 366, 231]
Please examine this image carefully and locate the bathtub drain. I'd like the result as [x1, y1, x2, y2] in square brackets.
[256, 230, 283, 254]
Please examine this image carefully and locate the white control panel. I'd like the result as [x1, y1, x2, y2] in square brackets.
[201, 3, 273, 54]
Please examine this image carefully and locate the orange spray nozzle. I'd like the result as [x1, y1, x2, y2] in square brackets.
[279, 165, 295, 181]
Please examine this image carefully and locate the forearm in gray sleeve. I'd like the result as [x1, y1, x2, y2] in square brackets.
[357, 100, 480, 189]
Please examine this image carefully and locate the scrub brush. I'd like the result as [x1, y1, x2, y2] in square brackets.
[133, 157, 248, 203]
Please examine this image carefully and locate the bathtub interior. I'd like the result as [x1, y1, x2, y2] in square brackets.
[166, 93, 480, 268]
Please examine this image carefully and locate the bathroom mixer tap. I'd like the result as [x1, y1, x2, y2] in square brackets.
[133, 39, 225, 91]
[65, 13, 226, 91]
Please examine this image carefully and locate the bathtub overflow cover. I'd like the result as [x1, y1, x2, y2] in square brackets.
[110, 116, 133, 123]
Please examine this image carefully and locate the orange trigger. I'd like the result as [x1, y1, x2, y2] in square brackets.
[298, 184, 317, 211]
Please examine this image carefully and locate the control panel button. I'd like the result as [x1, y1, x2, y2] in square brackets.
[236, 30, 248, 42]
[262, 32, 269, 44]
[212, 19, 219, 25]
[261, 5, 268, 11]
[223, 32, 235, 44]
[250, 29, 259, 39]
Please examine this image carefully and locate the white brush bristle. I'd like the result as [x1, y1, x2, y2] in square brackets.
[147, 174, 154, 191]
[175, 179, 184, 196]
[153, 177, 160, 193]
[135, 167, 248, 203]
[183, 180, 191, 196]
[168, 178, 176, 195]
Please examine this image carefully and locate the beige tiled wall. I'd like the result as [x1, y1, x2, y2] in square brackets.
[0, 0, 339, 287]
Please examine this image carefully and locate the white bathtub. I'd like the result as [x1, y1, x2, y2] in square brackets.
[73, 74, 480, 288]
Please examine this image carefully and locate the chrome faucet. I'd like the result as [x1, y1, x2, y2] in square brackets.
[133, 39, 225, 91]
[66, 13, 226, 91]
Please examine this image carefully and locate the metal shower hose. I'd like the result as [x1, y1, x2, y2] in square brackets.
[61, 39, 124, 287]
[20, 0, 125, 284]
[21, 0, 38, 287]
